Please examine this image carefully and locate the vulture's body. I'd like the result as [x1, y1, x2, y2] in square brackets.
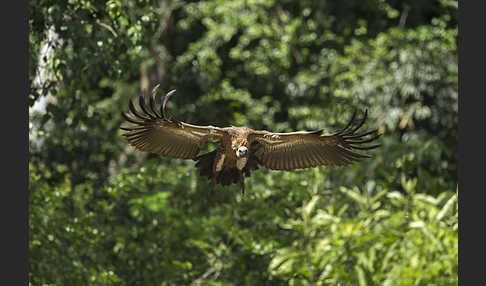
[121, 88, 381, 194]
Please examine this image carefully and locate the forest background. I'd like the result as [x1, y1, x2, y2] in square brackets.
[29, 0, 458, 285]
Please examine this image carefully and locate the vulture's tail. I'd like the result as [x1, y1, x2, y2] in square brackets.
[194, 151, 259, 194]
[194, 150, 240, 186]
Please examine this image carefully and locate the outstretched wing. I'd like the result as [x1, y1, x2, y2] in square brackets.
[249, 110, 381, 170]
[121, 88, 225, 160]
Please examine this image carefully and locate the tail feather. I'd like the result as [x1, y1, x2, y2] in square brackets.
[195, 150, 260, 191]
[219, 168, 240, 186]
[242, 145, 260, 178]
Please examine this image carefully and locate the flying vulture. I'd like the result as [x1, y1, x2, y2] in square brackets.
[121, 87, 381, 194]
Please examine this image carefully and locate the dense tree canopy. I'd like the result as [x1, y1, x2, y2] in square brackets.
[29, 0, 457, 285]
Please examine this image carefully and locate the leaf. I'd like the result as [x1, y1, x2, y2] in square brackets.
[269, 248, 303, 275]
[355, 265, 367, 286]
[436, 194, 457, 221]
[409, 221, 425, 228]
[340, 187, 366, 205]
[302, 196, 319, 219]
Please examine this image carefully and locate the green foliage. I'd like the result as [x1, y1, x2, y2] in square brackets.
[268, 186, 457, 285]
[29, 0, 457, 285]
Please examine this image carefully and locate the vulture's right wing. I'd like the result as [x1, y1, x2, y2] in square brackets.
[121, 88, 225, 160]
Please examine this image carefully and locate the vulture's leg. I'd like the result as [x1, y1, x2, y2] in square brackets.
[208, 172, 219, 192]
[238, 171, 245, 195]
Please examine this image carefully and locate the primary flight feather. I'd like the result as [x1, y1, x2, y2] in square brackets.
[121, 87, 381, 194]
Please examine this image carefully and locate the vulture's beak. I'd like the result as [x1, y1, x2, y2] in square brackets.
[236, 146, 248, 158]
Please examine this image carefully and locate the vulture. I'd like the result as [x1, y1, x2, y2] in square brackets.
[121, 87, 381, 194]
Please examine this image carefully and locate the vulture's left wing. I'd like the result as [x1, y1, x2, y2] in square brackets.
[121, 89, 225, 160]
[249, 110, 381, 170]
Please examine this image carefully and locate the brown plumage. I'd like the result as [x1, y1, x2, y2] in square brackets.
[121, 87, 382, 194]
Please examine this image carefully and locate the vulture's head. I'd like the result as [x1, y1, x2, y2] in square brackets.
[231, 134, 249, 158]
[236, 146, 248, 158]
